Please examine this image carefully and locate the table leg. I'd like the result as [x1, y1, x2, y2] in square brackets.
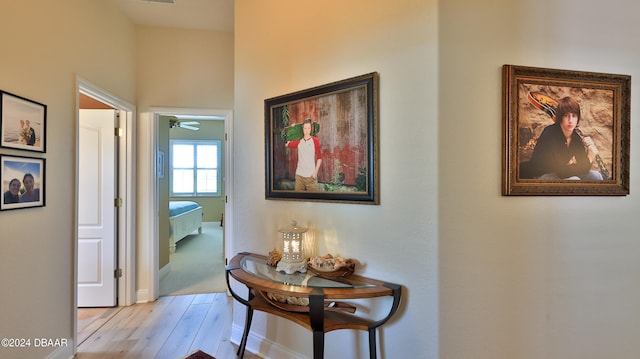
[366, 283, 401, 359]
[309, 288, 325, 359]
[369, 328, 377, 359]
[237, 307, 253, 358]
[313, 330, 325, 359]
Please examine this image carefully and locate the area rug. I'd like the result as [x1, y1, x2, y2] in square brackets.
[159, 222, 226, 296]
[183, 349, 216, 359]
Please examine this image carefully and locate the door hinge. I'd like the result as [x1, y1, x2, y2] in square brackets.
[225, 195, 228, 203]
[115, 127, 123, 137]
[115, 198, 123, 207]
[114, 268, 123, 278]
[225, 133, 228, 141]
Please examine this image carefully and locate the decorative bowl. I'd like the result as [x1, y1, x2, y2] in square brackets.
[307, 258, 355, 278]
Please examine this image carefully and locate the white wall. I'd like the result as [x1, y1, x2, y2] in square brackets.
[134, 25, 234, 299]
[234, 1, 438, 358]
[439, 1, 640, 358]
[2, 1, 638, 358]
[0, 1, 135, 358]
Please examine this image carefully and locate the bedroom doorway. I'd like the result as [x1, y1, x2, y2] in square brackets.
[145, 107, 233, 300]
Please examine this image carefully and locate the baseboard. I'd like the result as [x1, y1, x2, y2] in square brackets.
[231, 322, 307, 359]
[136, 288, 150, 303]
[159, 262, 171, 280]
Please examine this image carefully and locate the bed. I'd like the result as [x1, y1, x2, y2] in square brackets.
[169, 201, 203, 253]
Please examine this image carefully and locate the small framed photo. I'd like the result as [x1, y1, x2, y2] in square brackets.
[265, 72, 379, 204]
[502, 65, 630, 196]
[1, 90, 47, 152]
[1, 155, 45, 210]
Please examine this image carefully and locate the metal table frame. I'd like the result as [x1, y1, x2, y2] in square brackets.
[226, 252, 401, 359]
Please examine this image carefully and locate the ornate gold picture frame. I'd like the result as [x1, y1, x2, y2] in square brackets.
[502, 65, 630, 196]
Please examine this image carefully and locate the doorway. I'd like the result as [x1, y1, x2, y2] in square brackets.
[159, 113, 226, 296]
[75, 78, 136, 345]
[145, 108, 233, 301]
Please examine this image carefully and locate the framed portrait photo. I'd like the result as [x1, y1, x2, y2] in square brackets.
[1, 90, 47, 152]
[502, 65, 630, 196]
[1, 155, 45, 210]
[265, 72, 379, 204]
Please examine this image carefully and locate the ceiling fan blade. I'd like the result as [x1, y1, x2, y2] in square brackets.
[181, 121, 200, 125]
[180, 124, 200, 131]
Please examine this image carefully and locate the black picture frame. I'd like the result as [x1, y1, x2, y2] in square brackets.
[1, 90, 47, 153]
[1, 154, 46, 210]
[502, 65, 630, 196]
[265, 72, 379, 204]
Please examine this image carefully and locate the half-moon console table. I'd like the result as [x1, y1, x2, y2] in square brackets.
[225, 252, 401, 359]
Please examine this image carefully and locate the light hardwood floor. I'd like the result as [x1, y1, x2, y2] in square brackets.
[76, 293, 260, 359]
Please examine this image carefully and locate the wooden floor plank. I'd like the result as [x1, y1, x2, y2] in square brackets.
[189, 293, 233, 355]
[192, 292, 216, 305]
[155, 302, 210, 358]
[126, 295, 174, 341]
[77, 307, 122, 345]
[123, 295, 195, 359]
[78, 305, 144, 353]
[77, 293, 261, 359]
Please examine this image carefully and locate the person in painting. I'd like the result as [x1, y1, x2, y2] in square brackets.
[19, 173, 40, 203]
[3, 178, 21, 204]
[17, 119, 36, 145]
[25, 120, 36, 146]
[520, 96, 603, 180]
[286, 118, 323, 191]
[18, 119, 27, 144]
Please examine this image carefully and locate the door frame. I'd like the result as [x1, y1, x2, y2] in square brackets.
[74, 77, 137, 311]
[139, 107, 233, 302]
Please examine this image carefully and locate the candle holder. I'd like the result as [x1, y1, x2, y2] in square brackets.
[276, 220, 309, 274]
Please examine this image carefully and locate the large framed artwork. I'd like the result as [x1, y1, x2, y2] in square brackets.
[1, 154, 46, 210]
[1, 90, 47, 153]
[265, 72, 379, 204]
[502, 65, 630, 196]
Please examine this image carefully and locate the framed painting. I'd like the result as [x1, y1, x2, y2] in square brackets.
[1, 154, 45, 210]
[502, 65, 630, 196]
[265, 72, 379, 204]
[1, 90, 47, 152]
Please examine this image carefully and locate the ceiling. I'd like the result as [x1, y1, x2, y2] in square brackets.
[114, 0, 234, 32]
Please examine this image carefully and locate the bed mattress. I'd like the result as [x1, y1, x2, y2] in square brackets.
[169, 201, 200, 217]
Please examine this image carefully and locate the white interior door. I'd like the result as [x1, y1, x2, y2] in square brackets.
[78, 109, 117, 307]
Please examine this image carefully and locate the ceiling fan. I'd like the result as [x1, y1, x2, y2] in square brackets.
[169, 117, 200, 131]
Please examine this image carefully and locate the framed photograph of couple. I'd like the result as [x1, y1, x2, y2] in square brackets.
[265, 72, 379, 204]
[502, 65, 630, 196]
[1, 90, 47, 153]
[1, 154, 45, 210]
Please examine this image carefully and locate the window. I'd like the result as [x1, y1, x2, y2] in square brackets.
[170, 140, 221, 197]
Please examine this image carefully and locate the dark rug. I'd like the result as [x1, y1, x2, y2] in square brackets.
[183, 349, 216, 359]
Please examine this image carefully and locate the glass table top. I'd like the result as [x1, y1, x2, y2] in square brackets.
[240, 255, 375, 289]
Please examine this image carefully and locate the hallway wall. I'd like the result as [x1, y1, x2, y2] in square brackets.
[133, 25, 233, 300]
[0, 1, 136, 357]
[439, 1, 640, 358]
[233, 1, 438, 358]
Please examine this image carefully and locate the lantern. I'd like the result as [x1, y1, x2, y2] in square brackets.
[276, 220, 309, 274]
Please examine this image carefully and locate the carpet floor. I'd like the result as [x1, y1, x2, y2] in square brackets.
[159, 222, 226, 296]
